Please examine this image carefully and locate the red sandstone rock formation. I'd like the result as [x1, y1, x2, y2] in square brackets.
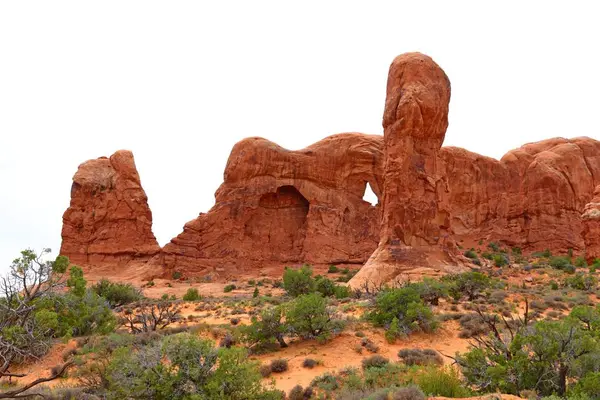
[150, 133, 383, 276]
[583, 185, 600, 263]
[350, 53, 459, 287]
[60, 150, 160, 268]
[59, 53, 600, 283]
[439, 137, 600, 252]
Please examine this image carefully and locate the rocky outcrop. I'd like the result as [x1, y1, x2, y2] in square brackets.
[60, 150, 160, 267]
[59, 52, 600, 283]
[349, 54, 600, 288]
[582, 185, 600, 263]
[439, 137, 600, 252]
[150, 133, 383, 276]
[350, 53, 460, 287]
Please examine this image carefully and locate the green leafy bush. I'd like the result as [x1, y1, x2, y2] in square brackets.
[182, 288, 201, 301]
[223, 284, 237, 293]
[328, 265, 340, 273]
[92, 279, 143, 307]
[417, 367, 470, 397]
[283, 265, 316, 297]
[105, 333, 283, 399]
[286, 293, 341, 340]
[444, 271, 491, 301]
[240, 306, 288, 350]
[368, 287, 437, 334]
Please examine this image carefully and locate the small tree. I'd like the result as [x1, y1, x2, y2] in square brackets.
[283, 265, 316, 297]
[444, 271, 492, 301]
[240, 306, 288, 349]
[367, 287, 437, 334]
[0, 249, 73, 398]
[286, 293, 339, 340]
[92, 278, 143, 307]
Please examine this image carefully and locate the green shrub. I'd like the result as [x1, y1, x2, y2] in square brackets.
[334, 285, 351, 299]
[417, 367, 470, 397]
[488, 242, 500, 252]
[224, 284, 237, 293]
[550, 256, 573, 271]
[385, 317, 402, 343]
[408, 278, 448, 305]
[533, 249, 552, 258]
[182, 288, 201, 301]
[368, 287, 437, 334]
[283, 265, 316, 297]
[316, 277, 336, 297]
[328, 265, 340, 273]
[105, 333, 282, 399]
[240, 306, 288, 350]
[464, 249, 478, 260]
[575, 257, 588, 268]
[286, 293, 341, 340]
[92, 279, 143, 308]
[444, 271, 491, 301]
[565, 273, 598, 291]
[302, 358, 318, 369]
[493, 253, 509, 267]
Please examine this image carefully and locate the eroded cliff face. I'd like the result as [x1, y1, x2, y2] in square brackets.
[60, 150, 160, 267]
[59, 52, 600, 283]
[440, 137, 600, 252]
[150, 133, 383, 276]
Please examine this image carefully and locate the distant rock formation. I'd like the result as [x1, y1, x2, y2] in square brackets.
[60, 150, 160, 267]
[583, 185, 600, 263]
[59, 53, 600, 283]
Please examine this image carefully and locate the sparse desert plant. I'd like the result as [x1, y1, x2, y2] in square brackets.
[119, 300, 181, 333]
[303, 358, 319, 369]
[270, 358, 289, 373]
[361, 355, 389, 370]
[398, 348, 443, 366]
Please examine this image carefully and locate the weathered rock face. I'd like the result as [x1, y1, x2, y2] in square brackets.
[350, 53, 458, 287]
[439, 137, 600, 252]
[583, 185, 600, 263]
[349, 53, 600, 288]
[60, 53, 600, 283]
[150, 133, 383, 276]
[60, 150, 160, 267]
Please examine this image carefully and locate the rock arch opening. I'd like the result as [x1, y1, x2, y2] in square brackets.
[245, 185, 309, 261]
[362, 181, 379, 206]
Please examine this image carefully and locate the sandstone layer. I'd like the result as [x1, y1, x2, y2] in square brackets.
[60, 150, 160, 267]
[582, 185, 600, 263]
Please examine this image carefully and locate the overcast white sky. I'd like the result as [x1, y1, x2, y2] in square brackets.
[1, 1, 599, 274]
